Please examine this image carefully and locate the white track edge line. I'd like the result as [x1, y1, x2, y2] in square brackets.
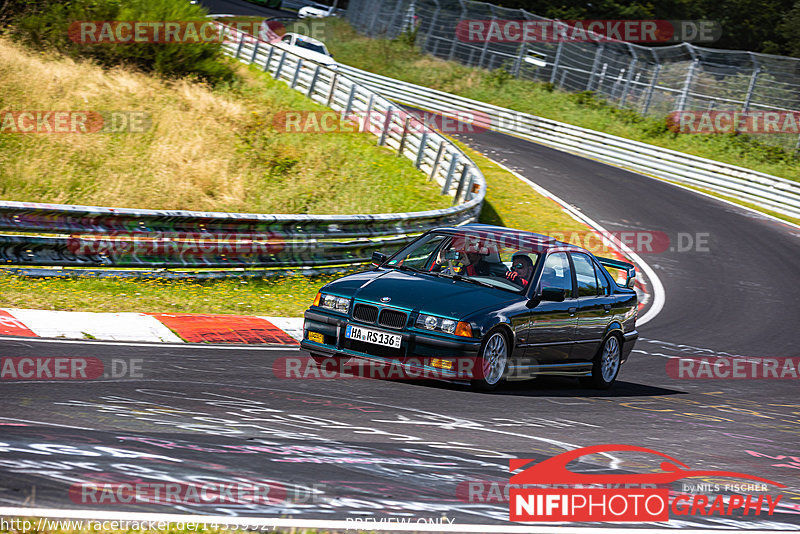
[0, 507, 773, 533]
[490, 160, 665, 327]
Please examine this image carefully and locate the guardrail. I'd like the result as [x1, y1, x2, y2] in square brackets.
[338, 64, 800, 220]
[0, 25, 485, 272]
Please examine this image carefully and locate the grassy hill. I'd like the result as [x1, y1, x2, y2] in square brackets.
[0, 36, 448, 214]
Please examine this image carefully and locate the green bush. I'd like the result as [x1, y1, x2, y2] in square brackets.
[11, 0, 236, 85]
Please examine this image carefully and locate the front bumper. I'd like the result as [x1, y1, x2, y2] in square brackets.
[300, 309, 481, 380]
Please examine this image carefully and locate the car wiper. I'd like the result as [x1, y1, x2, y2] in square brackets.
[391, 264, 422, 274]
[452, 274, 497, 289]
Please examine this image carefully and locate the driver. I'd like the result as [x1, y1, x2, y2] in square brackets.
[505, 253, 534, 288]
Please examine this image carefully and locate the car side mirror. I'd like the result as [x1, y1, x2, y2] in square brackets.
[626, 276, 636, 289]
[371, 251, 387, 267]
[541, 287, 566, 302]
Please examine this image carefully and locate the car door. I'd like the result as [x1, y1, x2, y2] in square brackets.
[522, 252, 578, 365]
[569, 252, 614, 362]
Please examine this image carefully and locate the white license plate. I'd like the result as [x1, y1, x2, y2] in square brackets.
[346, 324, 402, 349]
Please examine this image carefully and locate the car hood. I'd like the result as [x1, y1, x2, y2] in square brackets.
[323, 268, 519, 320]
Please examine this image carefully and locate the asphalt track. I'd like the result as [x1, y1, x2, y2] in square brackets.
[2, 0, 800, 529]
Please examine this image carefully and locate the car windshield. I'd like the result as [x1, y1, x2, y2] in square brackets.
[295, 38, 329, 56]
[386, 229, 542, 293]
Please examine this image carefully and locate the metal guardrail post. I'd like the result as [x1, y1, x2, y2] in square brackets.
[326, 72, 339, 107]
[250, 41, 260, 64]
[742, 54, 760, 113]
[641, 54, 660, 115]
[449, 0, 467, 60]
[398, 115, 411, 155]
[620, 46, 637, 107]
[478, 15, 496, 68]
[549, 24, 565, 84]
[587, 44, 604, 90]
[379, 106, 394, 146]
[442, 155, 458, 194]
[453, 166, 470, 205]
[263, 47, 274, 72]
[343, 84, 357, 116]
[290, 59, 304, 89]
[465, 174, 476, 200]
[423, 2, 441, 53]
[676, 49, 698, 111]
[274, 51, 287, 79]
[430, 142, 445, 181]
[361, 94, 374, 132]
[415, 132, 428, 168]
[235, 33, 245, 59]
[307, 65, 321, 97]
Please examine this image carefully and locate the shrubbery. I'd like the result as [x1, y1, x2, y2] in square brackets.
[8, 0, 236, 85]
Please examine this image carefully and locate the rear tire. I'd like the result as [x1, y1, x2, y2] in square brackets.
[580, 334, 621, 390]
[471, 328, 509, 392]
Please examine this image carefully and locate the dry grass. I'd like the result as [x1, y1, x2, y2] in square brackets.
[0, 37, 448, 214]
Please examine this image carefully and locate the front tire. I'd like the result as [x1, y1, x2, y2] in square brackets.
[471, 328, 509, 392]
[580, 334, 621, 390]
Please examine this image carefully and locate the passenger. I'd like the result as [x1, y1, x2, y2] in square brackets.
[505, 254, 534, 288]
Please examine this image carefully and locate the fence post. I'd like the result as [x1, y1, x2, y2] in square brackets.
[326, 72, 339, 107]
[549, 25, 565, 84]
[379, 106, 394, 145]
[587, 43, 604, 90]
[415, 132, 428, 168]
[641, 52, 661, 115]
[368, 0, 385, 37]
[675, 47, 698, 111]
[361, 94, 374, 132]
[307, 65, 321, 97]
[620, 46, 637, 107]
[423, 1, 441, 53]
[449, 0, 467, 60]
[478, 14, 497, 68]
[263, 46, 274, 72]
[742, 54, 760, 113]
[250, 40, 260, 64]
[442, 155, 458, 194]
[235, 33, 245, 59]
[430, 142, 445, 181]
[513, 43, 527, 77]
[274, 51, 287, 79]
[398, 115, 411, 155]
[453, 166, 470, 205]
[387, 0, 405, 37]
[290, 59, 304, 89]
[343, 83, 357, 116]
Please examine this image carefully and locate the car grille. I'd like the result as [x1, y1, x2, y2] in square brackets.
[378, 309, 408, 329]
[353, 303, 379, 323]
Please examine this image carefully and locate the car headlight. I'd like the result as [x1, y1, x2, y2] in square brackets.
[317, 293, 350, 314]
[416, 313, 472, 337]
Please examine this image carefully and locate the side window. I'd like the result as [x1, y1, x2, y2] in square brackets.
[593, 261, 610, 296]
[541, 252, 573, 295]
[571, 253, 598, 297]
[282, 34, 293, 44]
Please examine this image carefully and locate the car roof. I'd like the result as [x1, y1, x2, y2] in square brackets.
[283, 33, 326, 47]
[430, 223, 587, 254]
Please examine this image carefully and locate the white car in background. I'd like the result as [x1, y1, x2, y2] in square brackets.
[298, 4, 337, 18]
[271, 32, 337, 69]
